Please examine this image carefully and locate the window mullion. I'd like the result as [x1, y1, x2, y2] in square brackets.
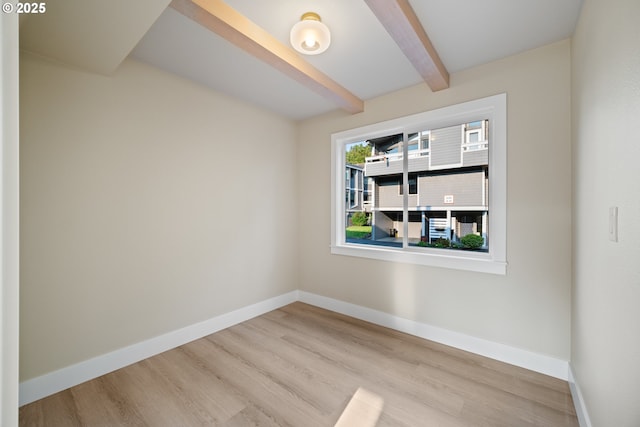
[402, 132, 409, 248]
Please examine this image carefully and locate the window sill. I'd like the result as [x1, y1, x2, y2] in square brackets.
[331, 244, 507, 275]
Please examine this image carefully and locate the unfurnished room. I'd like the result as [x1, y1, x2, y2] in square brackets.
[1, 0, 639, 426]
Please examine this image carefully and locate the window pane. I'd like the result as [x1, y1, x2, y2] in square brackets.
[411, 121, 488, 251]
[421, 131, 430, 150]
[344, 142, 371, 244]
[343, 124, 488, 252]
[399, 174, 418, 195]
[408, 133, 419, 152]
[344, 134, 402, 248]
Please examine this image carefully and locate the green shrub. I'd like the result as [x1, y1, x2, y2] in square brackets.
[460, 233, 484, 249]
[432, 238, 451, 248]
[351, 212, 369, 226]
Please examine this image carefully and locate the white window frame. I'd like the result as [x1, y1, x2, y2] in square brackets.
[330, 94, 507, 275]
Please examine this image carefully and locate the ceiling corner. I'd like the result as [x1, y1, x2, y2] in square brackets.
[19, 0, 172, 75]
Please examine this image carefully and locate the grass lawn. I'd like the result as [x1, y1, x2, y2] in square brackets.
[346, 225, 372, 239]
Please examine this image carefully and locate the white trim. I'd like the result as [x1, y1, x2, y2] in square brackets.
[428, 162, 463, 171]
[19, 291, 299, 406]
[568, 364, 593, 427]
[1, 8, 20, 427]
[298, 291, 568, 380]
[460, 124, 465, 164]
[331, 94, 507, 275]
[20, 290, 570, 406]
[415, 205, 488, 211]
[331, 243, 507, 275]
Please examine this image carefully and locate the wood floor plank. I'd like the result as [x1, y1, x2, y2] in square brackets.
[238, 317, 469, 426]
[221, 403, 283, 427]
[184, 337, 330, 427]
[211, 325, 345, 416]
[279, 302, 576, 419]
[69, 375, 147, 426]
[19, 390, 82, 427]
[268, 318, 468, 419]
[19, 302, 579, 427]
[146, 348, 246, 423]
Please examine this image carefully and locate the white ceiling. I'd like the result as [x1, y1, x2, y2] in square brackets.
[21, 0, 584, 121]
[20, 0, 170, 75]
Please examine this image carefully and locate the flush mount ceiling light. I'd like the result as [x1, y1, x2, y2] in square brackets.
[290, 12, 331, 55]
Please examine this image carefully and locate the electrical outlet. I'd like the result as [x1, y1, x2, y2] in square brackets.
[609, 206, 618, 242]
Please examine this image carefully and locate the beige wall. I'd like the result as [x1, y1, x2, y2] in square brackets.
[298, 41, 572, 360]
[19, 53, 298, 380]
[571, 0, 640, 425]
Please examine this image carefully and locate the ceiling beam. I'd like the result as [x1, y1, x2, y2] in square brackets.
[170, 0, 364, 114]
[364, 0, 449, 91]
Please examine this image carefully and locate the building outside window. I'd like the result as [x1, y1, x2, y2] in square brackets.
[345, 122, 488, 249]
[331, 94, 507, 274]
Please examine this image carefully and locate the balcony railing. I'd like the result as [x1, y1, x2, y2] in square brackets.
[365, 152, 401, 164]
[462, 141, 488, 151]
[365, 148, 430, 163]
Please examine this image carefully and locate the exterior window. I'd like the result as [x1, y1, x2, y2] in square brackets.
[345, 164, 364, 210]
[399, 174, 418, 195]
[421, 132, 430, 150]
[464, 120, 489, 151]
[331, 94, 507, 274]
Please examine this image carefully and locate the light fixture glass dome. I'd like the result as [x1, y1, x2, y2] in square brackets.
[290, 12, 331, 55]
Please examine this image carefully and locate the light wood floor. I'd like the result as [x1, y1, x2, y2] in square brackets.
[20, 302, 579, 426]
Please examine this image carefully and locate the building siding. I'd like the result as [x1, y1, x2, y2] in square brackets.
[462, 149, 488, 167]
[407, 155, 431, 173]
[374, 170, 486, 208]
[430, 125, 461, 167]
[365, 158, 403, 176]
[417, 170, 486, 207]
[376, 177, 402, 208]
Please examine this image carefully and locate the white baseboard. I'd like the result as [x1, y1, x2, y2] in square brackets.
[19, 290, 299, 406]
[568, 364, 593, 427]
[20, 289, 571, 406]
[298, 291, 569, 380]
